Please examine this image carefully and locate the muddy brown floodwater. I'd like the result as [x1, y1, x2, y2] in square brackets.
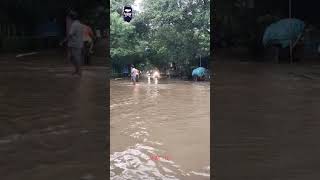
[214, 61, 320, 180]
[0, 52, 107, 180]
[110, 79, 210, 180]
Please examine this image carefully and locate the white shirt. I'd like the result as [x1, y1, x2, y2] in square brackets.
[131, 68, 139, 77]
[68, 20, 84, 48]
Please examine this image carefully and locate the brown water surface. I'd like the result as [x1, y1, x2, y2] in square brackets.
[110, 79, 210, 180]
[0, 52, 107, 180]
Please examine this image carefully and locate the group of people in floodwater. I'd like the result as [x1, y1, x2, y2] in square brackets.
[126, 63, 210, 85]
[126, 65, 165, 85]
[125, 65, 160, 85]
[60, 10, 95, 76]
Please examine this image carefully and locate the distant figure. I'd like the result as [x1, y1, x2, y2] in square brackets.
[60, 11, 84, 76]
[192, 67, 206, 81]
[82, 22, 95, 65]
[131, 65, 139, 85]
[123, 65, 129, 77]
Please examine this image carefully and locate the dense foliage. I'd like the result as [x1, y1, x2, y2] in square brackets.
[110, 0, 210, 73]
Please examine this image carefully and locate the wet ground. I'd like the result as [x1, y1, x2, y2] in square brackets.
[0, 51, 107, 180]
[110, 79, 210, 180]
[214, 61, 320, 180]
[3, 50, 320, 180]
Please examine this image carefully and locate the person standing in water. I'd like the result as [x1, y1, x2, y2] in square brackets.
[123, 65, 129, 78]
[131, 65, 139, 85]
[60, 11, 84, 76]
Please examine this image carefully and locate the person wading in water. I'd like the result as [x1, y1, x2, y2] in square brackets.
[60, 11, 84, 76]
[131, 65, 139, 85]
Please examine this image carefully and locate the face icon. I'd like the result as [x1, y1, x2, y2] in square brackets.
[123, 6, 132, 22]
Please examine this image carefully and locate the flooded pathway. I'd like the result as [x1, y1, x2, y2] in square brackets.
[0, 53, 107, 180]
[110, 79, 210, 180]
[214, 62, 320, 180]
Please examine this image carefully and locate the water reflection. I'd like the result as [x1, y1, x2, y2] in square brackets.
[110, 80, 210, 180]
[148, 77, 151, 84]
[147, 77, 158, 85]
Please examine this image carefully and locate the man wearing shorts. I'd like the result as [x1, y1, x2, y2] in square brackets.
[61, 11, 84, 76]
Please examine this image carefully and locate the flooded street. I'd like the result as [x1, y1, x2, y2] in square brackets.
[110, 79, 210, 179]
[0, 52, 107, 180]
[214, 62, 320, 180]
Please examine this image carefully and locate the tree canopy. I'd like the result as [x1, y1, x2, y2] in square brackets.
[110, 0, 210, 72]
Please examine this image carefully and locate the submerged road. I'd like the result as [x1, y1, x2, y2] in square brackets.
[110, 79, 210, 180]
[214, 61, 320, 180]
[4, 52, 320, 180]
[0, 52, 108, 180]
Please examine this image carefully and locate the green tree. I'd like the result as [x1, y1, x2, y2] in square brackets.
[110, 12, 140, 64]
[110, 0, 210, 75]
[138, 0, 210, 67]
